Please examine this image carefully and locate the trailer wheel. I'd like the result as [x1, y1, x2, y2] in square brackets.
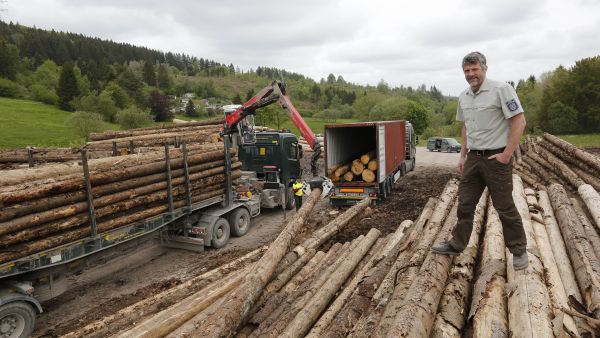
[211, 218, 230, 249]
[0, 302, 36, 338]
[229, 208, 250, 237]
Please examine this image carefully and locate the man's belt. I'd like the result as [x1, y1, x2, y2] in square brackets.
[469, 147, 505, 157]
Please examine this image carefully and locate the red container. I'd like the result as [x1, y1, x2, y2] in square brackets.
[325, 120, 407, 185]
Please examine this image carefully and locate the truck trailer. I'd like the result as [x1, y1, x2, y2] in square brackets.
[326, 120, 416, 206]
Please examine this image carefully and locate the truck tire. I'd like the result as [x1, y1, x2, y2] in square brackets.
[211, 218, 230, 249]
[285, 189, 295, 210]
[229, 208, 250, 237]
[0, 302, 36, 338]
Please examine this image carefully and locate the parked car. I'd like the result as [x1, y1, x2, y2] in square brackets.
[427, 137, 461, 153]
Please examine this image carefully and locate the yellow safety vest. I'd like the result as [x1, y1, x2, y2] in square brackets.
[292, 182, 304, 196]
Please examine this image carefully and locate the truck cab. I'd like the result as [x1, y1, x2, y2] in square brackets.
[237, 132, 302, 210]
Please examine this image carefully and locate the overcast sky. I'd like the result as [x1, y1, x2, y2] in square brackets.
[3, 0, 600, 96]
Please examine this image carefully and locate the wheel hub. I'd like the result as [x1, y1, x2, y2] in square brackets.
[1, 315, 17, 337]
[216, 227, 223, 237]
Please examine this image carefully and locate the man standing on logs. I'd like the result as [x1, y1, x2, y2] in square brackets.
[432, 51, 529, 270]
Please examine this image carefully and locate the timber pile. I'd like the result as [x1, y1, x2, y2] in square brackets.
[298, 136, 324, 158]
[328, 149, 378, 183]
[85, 121, 223, 151]
[0, 147, 112, 165]
[64, 172, 600, 337]
[0, 143, 239, 265]
[0, 120, 225, 168]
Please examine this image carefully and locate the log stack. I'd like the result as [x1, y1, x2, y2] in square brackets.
[0, 119, 225, 169]
[298, 136, 324, 159]
[57, 135, 600, 337]
[329, 149, 377, 183]
[0, 143, 239, 265]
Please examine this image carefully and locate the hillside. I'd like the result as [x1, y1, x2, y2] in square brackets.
[0, 97, 118, 148]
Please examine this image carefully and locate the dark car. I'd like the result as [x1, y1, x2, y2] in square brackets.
[427, 137, 461, 153]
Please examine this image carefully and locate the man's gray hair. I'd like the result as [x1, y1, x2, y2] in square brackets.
[462, 52, 487, 69]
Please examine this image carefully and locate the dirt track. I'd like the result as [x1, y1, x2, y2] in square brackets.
[32, 147, 460, 337]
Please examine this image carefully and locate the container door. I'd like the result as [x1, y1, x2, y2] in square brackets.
[378, 124, 386, 183]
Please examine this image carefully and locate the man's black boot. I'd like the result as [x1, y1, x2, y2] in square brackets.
[431, 242, 461, 256]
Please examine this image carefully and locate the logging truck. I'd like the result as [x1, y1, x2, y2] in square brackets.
[326, 120, 417, 206]
[0, 137, 303, 338]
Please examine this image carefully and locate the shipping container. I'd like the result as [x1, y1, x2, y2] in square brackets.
[325, 120, 416, 206]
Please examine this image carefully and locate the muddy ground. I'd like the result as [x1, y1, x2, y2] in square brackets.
[32, 147, 460, 337]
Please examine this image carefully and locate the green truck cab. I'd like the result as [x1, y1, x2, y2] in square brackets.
[238, 132, 302, 210]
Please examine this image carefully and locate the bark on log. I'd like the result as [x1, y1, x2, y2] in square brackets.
[360, 150, 376, 165]
[116, 265, 250, 338]
[62, 247, 267, 338]
[89, 123, 222, 142]
[0, 187, 224, 264]
[506, 176, 554, 338]
[371, 198, 438, 303]
[89, 118, 223, 141]
[0, 148, 111, 163]
[306, 221, 413, 338]
[0, 164, 239, 236]
[578, 184, 600, 232]
[538, 139, 600, 187]
[469, 200, 508, 338]
[534, 145, 585, 188]
[85, 129, 221, 150]
[352, 180, 459, 337]
[384, 192, 487, 338]
[538, 190, 583, 302]
[571, 197, 600, 261]
[191, 189, 322, 337]
[280, 197, 372, 270]
[0, 172, 238, 246]
[367, 159, 378, 171]
[0, 149, 232, 205]
[0, 158, 231, 223]
[548, 183, 600, 319]
[361, 169, 375, 183]
[316, 198, 436, 338]
[527, 190, 580, 337]
[431, 193, 486, 337]
[250, 246, 340, 326]
[279, 228, 381, 338]
[0, 143, 224, 188]
[514, 168, 547, 191]
[250, 241, 355, 338]
[543, 133, 600, 174]
[523, 154, 561, 185]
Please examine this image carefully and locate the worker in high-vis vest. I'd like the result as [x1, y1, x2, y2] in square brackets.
[291, 177, 304, 211]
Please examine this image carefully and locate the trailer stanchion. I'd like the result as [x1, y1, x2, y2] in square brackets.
[223, 136, 233, 207]
[27, 147, 34, 167]
[182, 142, 192, 210]
[164, 144, 175, 217]
[81, 150, 98, 240]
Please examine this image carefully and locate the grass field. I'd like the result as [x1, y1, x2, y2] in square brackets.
[2, 97, 598, 150]
[0, 98, 118, 149]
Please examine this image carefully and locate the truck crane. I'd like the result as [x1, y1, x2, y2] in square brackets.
[223, 81, 322, 177]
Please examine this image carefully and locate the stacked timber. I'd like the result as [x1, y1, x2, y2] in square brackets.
[0, 143, 239, 265]
[329, 149, 377, 183]
[62, 171, 600, 337]
[85, 121, 223, 151]
[298, 136, 324, 158]
[0, 147, 112, 166]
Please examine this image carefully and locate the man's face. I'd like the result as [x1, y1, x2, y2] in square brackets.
[463, 62, 486, 92]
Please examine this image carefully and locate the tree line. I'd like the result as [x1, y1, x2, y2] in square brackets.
[5, 20, 596, 139]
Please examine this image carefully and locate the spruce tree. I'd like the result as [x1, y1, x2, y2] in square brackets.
[57, 62, 80, 111]
[185, 98, 197, 117]
[142, 60, 156, 86]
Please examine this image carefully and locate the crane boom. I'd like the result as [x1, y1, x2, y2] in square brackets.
[223, 81, 322, 176]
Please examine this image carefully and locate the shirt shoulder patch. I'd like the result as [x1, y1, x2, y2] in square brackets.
[506, 99, 519, 112]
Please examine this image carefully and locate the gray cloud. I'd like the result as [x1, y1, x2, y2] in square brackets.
[4, 0, 600, 95]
